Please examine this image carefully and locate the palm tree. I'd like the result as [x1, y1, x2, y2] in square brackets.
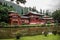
[40, 9, 42, 14]
[16, 1, 19, 4]
[11, 0, 14, 1]
[10, 0, 26, 4]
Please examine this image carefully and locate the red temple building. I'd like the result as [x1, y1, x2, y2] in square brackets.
[8, 11, 54, 25]
[42, 15, 54, 23]
[21, 16, 29, 24]
[9, 11, 21, 25]
[23, 11, 44, 24]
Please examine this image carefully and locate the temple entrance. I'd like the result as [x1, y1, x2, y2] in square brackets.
[13, 21, 18, 25]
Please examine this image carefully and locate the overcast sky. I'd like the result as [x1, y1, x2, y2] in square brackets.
[6, 0, 60, 11]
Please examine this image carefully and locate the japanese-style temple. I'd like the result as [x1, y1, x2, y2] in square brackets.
[9, 11, 54, 25]
[9, 11, 21, 25]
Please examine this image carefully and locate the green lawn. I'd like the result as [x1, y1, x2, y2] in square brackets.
[0, 34, 60, 40]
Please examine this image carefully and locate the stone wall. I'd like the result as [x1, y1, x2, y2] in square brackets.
[0, 27, 60, 39]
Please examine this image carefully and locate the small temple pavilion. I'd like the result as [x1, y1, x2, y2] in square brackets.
[8, 11, 54, 25]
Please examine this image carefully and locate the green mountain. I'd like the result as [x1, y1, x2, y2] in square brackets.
[0, 0, 28, 15]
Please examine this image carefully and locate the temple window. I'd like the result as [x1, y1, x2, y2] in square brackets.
[13, 21, 18, 25]
[12, 16, 18, 18]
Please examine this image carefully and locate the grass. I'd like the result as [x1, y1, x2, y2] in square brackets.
[20, 34, 60, 40]
[0, 34, 60, 40]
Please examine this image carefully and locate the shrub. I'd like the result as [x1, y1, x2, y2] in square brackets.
[41, 24, 46, 27]
[0, 22, 8, 27]
[16, 33, 22, 40]
[46, 24, 50, 27]
[22, 23, 27, 25]
[52, 30, 57, 35]
[47, 21, 51, 24]
[14, 25, 19, 28]
[54, 23, 58, 27]
[44, 31, 48, 37]
[57, 32, 60, 35]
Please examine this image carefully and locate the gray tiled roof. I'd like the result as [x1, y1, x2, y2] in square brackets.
[42, 15, 53, 19]
[23, 11, 44, 16]
[42, 17, 53, 19]
[21, 16, 29, 18]
[9, 11, 17, 13]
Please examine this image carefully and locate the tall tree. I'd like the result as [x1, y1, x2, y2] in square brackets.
[32, 7, 36, 12]
[10, 0, 26, 4]
[32, 7, 38, 13]
[43, 10, 45, 14]
[28, 7, 32, 11]
[11, 0, 14, 1]
[0, 4, 14, 23]
[40, 9, 42, 14]
[0, 2, 2, 5]
[52, 10, 60, 23]
[45, 10, 49, 16]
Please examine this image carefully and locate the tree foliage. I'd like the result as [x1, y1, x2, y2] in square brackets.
[30, 7, 39, 13]
[0, 3, 14, 23]
[11, 0, 26, 4]
[52, 10, 60, 23]
[40, 9, 42, 14]
[45, 10, 49, 16]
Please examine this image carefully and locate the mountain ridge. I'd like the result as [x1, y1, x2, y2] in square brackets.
[0, 0, 24, 15]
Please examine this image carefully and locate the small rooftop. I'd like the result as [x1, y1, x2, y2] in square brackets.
[29, 11, 44, 15]
[21, 16, 29, 18]
[23, 11, 44, 16]
[8, 11, 17, 13]
[43, 15, 50, 18]
[42, 18, 53, 19]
